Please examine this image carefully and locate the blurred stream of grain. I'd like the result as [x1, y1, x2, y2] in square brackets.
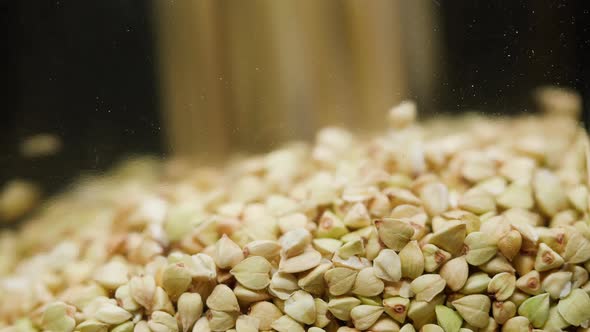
[154, 0, 439, 161]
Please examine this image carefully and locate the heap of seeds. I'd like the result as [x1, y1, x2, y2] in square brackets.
[2, 90, 590, 332]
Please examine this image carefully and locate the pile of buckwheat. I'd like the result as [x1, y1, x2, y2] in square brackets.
[1, 88, 590, 332]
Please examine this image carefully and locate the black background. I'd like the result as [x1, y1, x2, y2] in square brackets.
[1, 0, 589, 196]
[437, 1, 590, 115]
[0, 0, 161, 195]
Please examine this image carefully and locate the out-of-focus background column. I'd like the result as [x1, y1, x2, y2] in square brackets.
[153, 0, 440, 160]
